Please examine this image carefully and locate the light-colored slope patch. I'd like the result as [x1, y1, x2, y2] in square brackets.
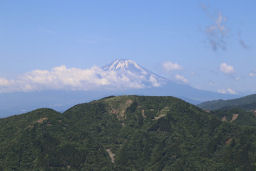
[253, 110, 256, 117]
[154, 113, 166, 120]
[153, 106, 170, 120]
[36, 117, 48, 124]
[106, 149, 115, 163]
[103, 96, 134, 120]
[231, 114, 239, 122]
[221, 116, 227, 122]
[225, 138, 233, 145]
[141, 109, 146, 118]
[26, 117, 49, 129]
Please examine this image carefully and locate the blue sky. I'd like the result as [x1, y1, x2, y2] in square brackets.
[0, 0, 256, 94]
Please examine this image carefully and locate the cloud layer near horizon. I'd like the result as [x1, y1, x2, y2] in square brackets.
[0, 65, 163, 93]
[218, 88, 236, 94]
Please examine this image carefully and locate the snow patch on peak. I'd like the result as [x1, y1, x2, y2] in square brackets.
[103, 59, 167, 88]
[106, 59, 147, 75]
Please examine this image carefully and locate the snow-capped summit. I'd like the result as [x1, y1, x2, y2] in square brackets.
[103, 59, 167, 88]
[104, 59, 146, 74]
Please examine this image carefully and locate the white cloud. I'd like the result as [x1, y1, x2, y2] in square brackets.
[22, 65, 112, 89]
[20, 65, 142, 91]
[175, 74, 188, 83]
[0, 65, 164, 93]
[0, 77, 11, 86]
[163, 61, 182, 72]
[149, 75, 161, 87]
[249, 72, 256, 77]
[219, 63, 234, 74]
[218, 88, 236, 94]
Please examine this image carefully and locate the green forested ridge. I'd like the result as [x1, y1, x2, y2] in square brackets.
[1, 95, 256, 170]
[198, 94, 256, 111]
[211, 108, 256, 127]
[198, 94, 256, 127]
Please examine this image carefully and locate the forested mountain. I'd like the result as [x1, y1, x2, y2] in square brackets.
[1, 95, 256, 170]
[198, 94, 256, 111]
[199, 94, 256, 129]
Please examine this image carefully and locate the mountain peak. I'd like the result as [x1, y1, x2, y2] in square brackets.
[105, 59, 146, 73]
[103, 59, 166, 88]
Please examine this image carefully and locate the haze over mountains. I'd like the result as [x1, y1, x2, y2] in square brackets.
[0, 59, 236, 117]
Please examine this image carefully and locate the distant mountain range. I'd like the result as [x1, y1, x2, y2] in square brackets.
[0, 59, 237, 117]
[198, 94, 256, 130]
[198, 94, 256, 111]
[1, 95, 256, 170]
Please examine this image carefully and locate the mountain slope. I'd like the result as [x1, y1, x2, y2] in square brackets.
[1, 95, 256, 170]
[198, 94, 256, 111]
[211, 108, 256, 127]
[0, 108, 113, 170]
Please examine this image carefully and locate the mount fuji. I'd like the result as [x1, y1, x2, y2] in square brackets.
[102, 59, 167, 88]
[100, 59, 235, 102]
[0, 59, 237, 117]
